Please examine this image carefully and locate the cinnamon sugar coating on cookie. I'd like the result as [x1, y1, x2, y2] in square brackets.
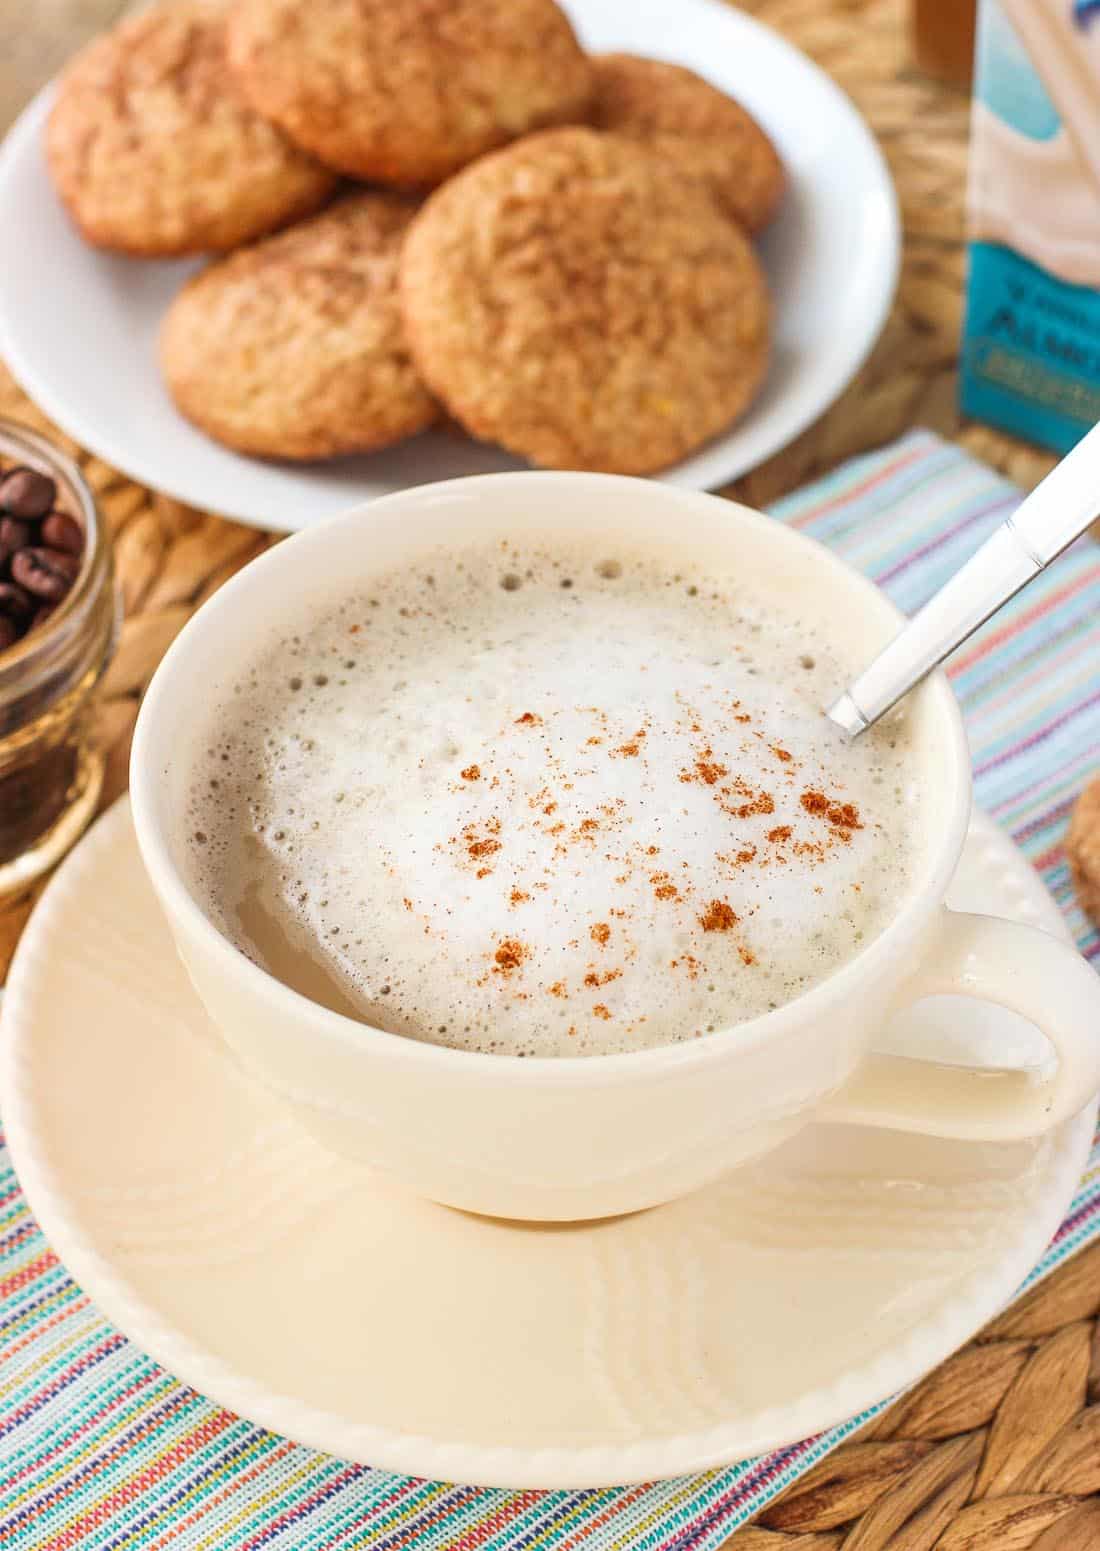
[46, 0, 336, 256]
[227, 0, 593, 186]
[160, 193, 437, 460]
[400, 128, 771, 474]
[589, 53, 786, 234]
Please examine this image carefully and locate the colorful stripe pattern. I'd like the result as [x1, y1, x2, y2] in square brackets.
[2, 430, 1100, 1548]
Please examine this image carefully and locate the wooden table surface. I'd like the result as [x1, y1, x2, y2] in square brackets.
[6, 6, 1100, 1548]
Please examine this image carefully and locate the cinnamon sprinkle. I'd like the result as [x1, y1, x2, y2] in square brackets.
[431, 677, 878, 1034]
[719, 786, 775, 820]
[650, 871, 679, 901]
[699, 899, 738, 933]
[800, 789, 864, 835]
[680, 746, 728, 786]
[459, 815, 502, 868]
[612, 729, 646, 757]
[493, 939, 526, 973]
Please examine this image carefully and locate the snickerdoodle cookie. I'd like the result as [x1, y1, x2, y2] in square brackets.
[160, 193, 437, 460]
[588, 54, 785, 234]
[400, 128, 770, 474]
[226, 0, 593, 186]
[46, 0, 336, 257]
[1068, 778, 1100, 928]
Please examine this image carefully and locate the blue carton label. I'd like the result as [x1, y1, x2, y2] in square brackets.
[962, 0, 1100, 451]
[962, 242, 1100, 451]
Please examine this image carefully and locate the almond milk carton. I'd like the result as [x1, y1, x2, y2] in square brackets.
[963, 0, 1100, 449]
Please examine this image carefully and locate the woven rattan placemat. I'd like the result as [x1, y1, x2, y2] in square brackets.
[2, 2, 1098, 1545]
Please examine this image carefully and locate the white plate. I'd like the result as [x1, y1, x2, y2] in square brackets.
[0, 0, 899, 532]
[0, 799, 1093, 1489]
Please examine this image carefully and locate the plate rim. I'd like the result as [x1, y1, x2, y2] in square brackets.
[0, 797, 1093, 1489]
[0, 0, 900, 532]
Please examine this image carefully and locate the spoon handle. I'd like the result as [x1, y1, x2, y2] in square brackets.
[826, 421, 1100, 736]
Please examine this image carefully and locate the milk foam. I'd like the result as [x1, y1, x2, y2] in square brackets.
[185, 542, 922, 1057]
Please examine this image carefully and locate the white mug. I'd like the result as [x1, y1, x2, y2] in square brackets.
[130, 473, 1100, 1221]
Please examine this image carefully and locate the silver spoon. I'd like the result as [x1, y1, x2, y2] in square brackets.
[826, 422, 1100, 736]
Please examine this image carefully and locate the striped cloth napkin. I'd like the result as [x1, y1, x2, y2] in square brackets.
[2, 429, 1099, 1549]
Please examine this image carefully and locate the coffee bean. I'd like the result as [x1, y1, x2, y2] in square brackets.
[0, 466, 56, 521]
[0, 580, 33, 620]
[0, 515, 30, 572]
[0, 514, 30, 553]
[0, 459, 85, 658]
[0, 518, 31, 567]
[11, 546, 79, 602]
[40, 511, 83, 555]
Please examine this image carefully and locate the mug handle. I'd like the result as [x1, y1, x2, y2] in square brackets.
[818, 910, 1100, 1141]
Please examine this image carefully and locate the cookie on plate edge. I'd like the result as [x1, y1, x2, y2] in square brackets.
[400, 127, 771, 474]
[227, 0, 594, 187]
[46, 0, 337, 257]
[588, 52, 786, 235]
[160, 192, 438, 461]
[1068, 777, 1100, 929]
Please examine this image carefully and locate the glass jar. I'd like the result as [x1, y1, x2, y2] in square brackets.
[0, 422, 118, 900]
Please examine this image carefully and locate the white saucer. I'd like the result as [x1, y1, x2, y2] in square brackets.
[0, 0, 899, 532]
[1, 801, 1092, 1489]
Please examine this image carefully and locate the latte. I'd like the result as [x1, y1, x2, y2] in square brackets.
[184, 540, 921, 1057]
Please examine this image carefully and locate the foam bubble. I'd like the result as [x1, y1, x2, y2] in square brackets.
[183, 542, 923, 1056]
